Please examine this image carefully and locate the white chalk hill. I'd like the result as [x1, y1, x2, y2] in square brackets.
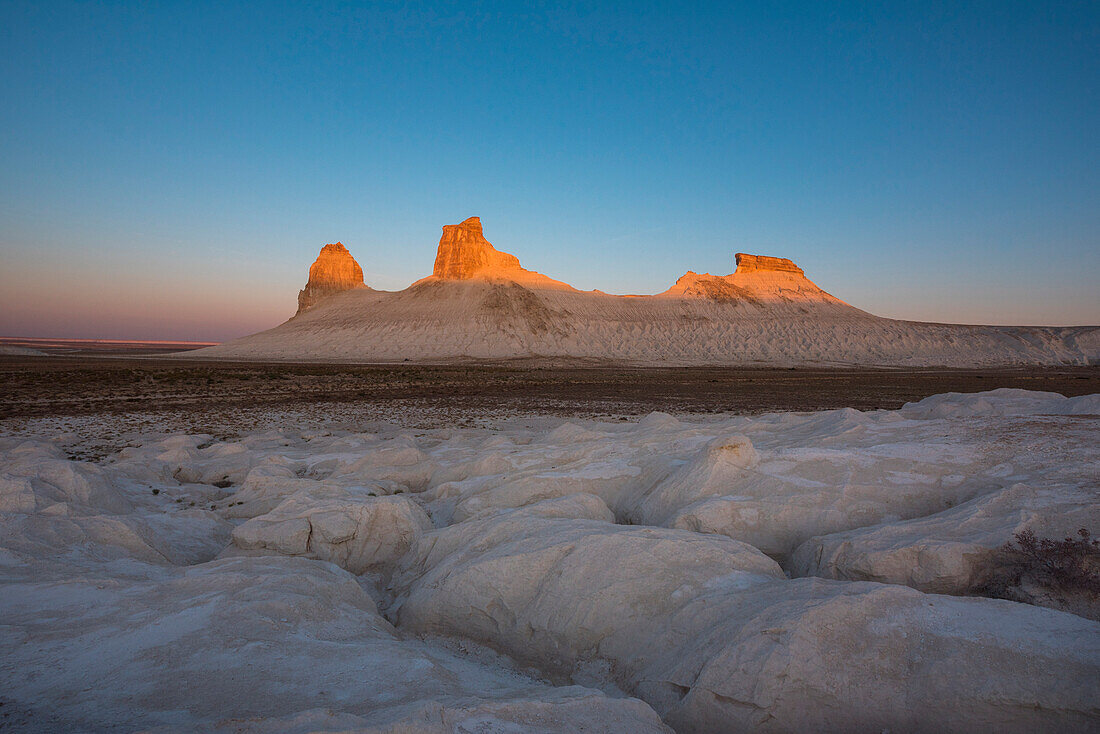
[191, 217, 1098, 365]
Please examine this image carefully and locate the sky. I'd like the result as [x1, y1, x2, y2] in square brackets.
[1, 1, 1098, 341]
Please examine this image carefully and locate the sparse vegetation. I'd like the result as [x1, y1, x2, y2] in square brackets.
[981, 528, 1100, 620]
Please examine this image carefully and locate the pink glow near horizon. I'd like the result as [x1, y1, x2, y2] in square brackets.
[2, 237, 1098, 343]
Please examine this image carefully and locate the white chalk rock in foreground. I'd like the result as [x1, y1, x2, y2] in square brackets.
[225, 462, 336, 518]
[0, 556, 669, 732]
[0, 441, 131, 514]
[3, 389, 1098, 732]
[655, 580, 1100, 733]
[0, 509, 232, 567]
[219, 695, 670, 733]
[627, 414, 1037, 559]
[228, 488, 432, 575]
[166, 440, 256, 486]
[900, 388, 1100, 418]
[391, 509, 786, 675]
[327, 437, 435, 487]
[392, 507, 1100, 733]
[0, 440, 232, 566]
[629, 432, 759, 526]
[790, 482, 1100, 595]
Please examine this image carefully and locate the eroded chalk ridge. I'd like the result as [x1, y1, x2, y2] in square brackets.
[190, 217, 1100, 366]
[1, 388, 1098, 732]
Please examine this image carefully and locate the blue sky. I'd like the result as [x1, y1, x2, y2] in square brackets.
[1, 1, 1097, 340]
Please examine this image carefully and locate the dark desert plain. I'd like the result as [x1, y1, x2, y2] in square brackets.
[2, 344, 1099, 424]
[3, 339, 1097, 465]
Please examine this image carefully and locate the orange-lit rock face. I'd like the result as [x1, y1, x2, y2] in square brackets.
[433, 217, 521, 279]
[297, 243, 366, 313]
[663, 254, 847, 307]
[734, 253, 804, 275]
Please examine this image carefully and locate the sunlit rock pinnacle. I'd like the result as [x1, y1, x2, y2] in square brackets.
[296, 242, 366, 314]
[432, 217, 522, 279]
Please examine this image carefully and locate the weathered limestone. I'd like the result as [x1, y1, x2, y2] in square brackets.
[390, 510, 1100, 734]
[227, 489, 432, 575]
[734, 252, 805, 274]
[432, 216, 522, 279]
[296, 242, 366, 313]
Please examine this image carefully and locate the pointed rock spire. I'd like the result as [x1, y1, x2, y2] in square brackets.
[297, 242, 366, 314]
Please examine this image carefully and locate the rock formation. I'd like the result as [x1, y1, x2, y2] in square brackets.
[227, 491, 433, 575]
[432, 217, 522, 279]
[663, 272, 764, 304]
[733, 252, 805, 274]
[296, 242, 366, 314]
[184, 217, 1099, 366]
[662, 252, 845, 305]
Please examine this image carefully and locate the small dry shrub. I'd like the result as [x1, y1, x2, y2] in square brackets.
[1006, 528, 1100, 590]
[981, 528, 1100, 619]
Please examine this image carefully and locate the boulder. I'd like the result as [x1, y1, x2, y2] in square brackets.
[789, 482, 1100, 602]
[230, 489, 432, 575]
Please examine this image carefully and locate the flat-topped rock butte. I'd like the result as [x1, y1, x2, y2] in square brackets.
[432, 216, 522, 279]
[186, 217, 1100, 365]
[730, 253, 804, 274]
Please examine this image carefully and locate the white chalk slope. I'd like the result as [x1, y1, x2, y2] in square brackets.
[189, 217, 1098, 365]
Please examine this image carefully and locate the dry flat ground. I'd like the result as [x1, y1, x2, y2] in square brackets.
[2, 354, 1097, 422]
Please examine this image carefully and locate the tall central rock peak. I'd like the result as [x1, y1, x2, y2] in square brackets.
[297, 242, 366, 314]
[433, 216, 522, 279]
